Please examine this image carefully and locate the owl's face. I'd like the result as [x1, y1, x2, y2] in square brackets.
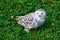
[35, 9, 46, 18]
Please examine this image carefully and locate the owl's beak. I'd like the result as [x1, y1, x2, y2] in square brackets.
[39, 15, 42, 17]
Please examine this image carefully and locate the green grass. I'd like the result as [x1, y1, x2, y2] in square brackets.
[0, 0, 60, 40]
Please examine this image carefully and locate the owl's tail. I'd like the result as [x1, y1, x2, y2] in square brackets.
[16, 16, 23, 20]
[16, 16, 25, 27]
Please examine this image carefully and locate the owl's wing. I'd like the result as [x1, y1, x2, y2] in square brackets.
[18, 13, 36, 29]
[24, 13, 39, 29]
[23, 13, 34, 26]
[25, 13, 34, 22]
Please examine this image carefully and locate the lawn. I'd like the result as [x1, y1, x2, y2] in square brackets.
[0, 0, 60, 40]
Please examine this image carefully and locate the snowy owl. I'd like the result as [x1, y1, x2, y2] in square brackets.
[16, 9, 46, 33]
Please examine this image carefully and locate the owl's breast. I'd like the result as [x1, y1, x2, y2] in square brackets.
[36, 18, 45, 27]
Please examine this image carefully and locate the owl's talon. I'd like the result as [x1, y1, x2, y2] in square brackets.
[25, 29, 30, 33]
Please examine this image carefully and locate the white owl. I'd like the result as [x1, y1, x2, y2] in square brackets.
[16, 9, 46, 33]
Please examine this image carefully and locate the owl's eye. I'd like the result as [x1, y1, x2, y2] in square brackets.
[37, 13, 39, 14]
[41, 13, 43, 14]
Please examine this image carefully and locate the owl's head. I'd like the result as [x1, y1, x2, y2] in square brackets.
[35, 9, 46, 19]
